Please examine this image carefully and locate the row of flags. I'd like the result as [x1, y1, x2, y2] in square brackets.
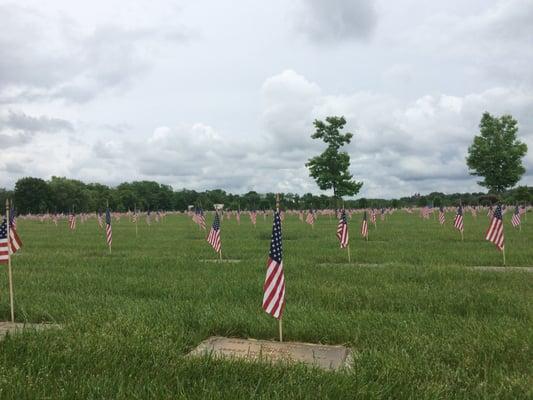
[2, 201, 527, 335]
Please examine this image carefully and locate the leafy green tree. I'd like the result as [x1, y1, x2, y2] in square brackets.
[48, 177, 89, 212]
[306, 116, 362, 203]
[0, 188, 14, 210]
[466, 113, 528, 193]
[514, 186, 531, 204]
[14, 177, 51, 214]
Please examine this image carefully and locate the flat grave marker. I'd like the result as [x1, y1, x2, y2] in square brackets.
[0, 322, 61, 340]
[468, 266, 533, 273]
[188, 336, 353, 371]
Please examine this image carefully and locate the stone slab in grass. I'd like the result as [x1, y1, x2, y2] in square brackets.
[200, 259, 242, 263]
[0, 322, 60, 339]
[469, 266, 533, 272]
[318, 262, 388, 268]
[188, 336, 352, 371]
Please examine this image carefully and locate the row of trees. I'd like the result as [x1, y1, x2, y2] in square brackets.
[1, 177, 531, 215]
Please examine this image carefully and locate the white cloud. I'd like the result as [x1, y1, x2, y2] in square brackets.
[294, 0, 378, 43]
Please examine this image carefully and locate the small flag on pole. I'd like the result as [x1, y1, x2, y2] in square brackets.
[511, 205, 521, 228]
[438, 206, 446, 225]
[207, 212, 221, 253]
[262, 210, 285, 320]
[105, 207, 113, 249]
[8, 207, 22, 253]
[336, 209, 349, 248]
[454, 205, 464, 232]
[69, 213, 76, 230]
[361, 211, 369, 239]
[0, 218, 9, 264]
[485, 205, 504, 251]
[305, 209, 315, 225]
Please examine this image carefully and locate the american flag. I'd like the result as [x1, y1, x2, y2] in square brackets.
[380, 207, 385, 221]
[262, 211, 285, 320]
[485, 205, 504, 251]
[487, 206, 494, 219]
[0, 218, 9, 264]
[207, 212, 221, 253]
[305, 209, 314, 225]
[250, 210, 257, 226]
[97, 212, 103, 228]
[105, 208, 112, 247]
[370, 209, 377, 225]
[193, 208, 206, 230]
[132, 210, 137, 223]
[8, 209, 22, 254]
[454, 205, 464, 232]
[361, 211, 369, 239]
[236, 210, 241, 225]
[438, 206, 446, 225]
[299, 210, 304, 222]
[146, 210, 151, 225]
[69, 213, 76, 230]
[9, 207, 16, 230]
[511, 205, 521, 228]
[336, 209, 349, 248]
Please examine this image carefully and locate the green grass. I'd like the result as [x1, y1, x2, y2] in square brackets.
[0, 211, 531, 399]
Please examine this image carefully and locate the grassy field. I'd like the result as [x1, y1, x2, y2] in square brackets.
[0, 211, 531, 399]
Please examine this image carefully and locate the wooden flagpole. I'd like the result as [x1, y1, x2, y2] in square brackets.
[276, 193, 282, 342]
[347, 245, 351, 263]
[6, 199, 15, 323]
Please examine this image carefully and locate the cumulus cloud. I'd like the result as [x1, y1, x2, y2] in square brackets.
[294, 0, 377, 43]
[0, 110, 74, 149]
[0, 4, 191, 104]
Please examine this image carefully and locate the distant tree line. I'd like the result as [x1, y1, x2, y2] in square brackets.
[0, 176, 531, 215]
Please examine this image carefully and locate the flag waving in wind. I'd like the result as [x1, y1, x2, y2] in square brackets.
[207, 212, 221, 253]
[305, 209, 315, 225]
[0, 218, 9, 264]
[486, 205, 504, 251]
[511, 205, 521, 228]
[336, 209, 349, 248]
[8, 207, 22, 254]
[438, 206, 445, 225]
[262, 210, 285, 320]
[454, 205, 464, 232]
[105, 207, 112, 249]
[361, 211, 369, 239]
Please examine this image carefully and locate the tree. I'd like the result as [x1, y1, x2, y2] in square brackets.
[306, 116, 363, 203]
[514, 186, 531, 204]
[466, 112, 528, 193]
[14, 177, 51, 214]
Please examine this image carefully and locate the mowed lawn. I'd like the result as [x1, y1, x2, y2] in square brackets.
[0, 211, 531, 399]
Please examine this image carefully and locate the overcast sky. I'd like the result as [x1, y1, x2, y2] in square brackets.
[1, 0, 532, 198]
